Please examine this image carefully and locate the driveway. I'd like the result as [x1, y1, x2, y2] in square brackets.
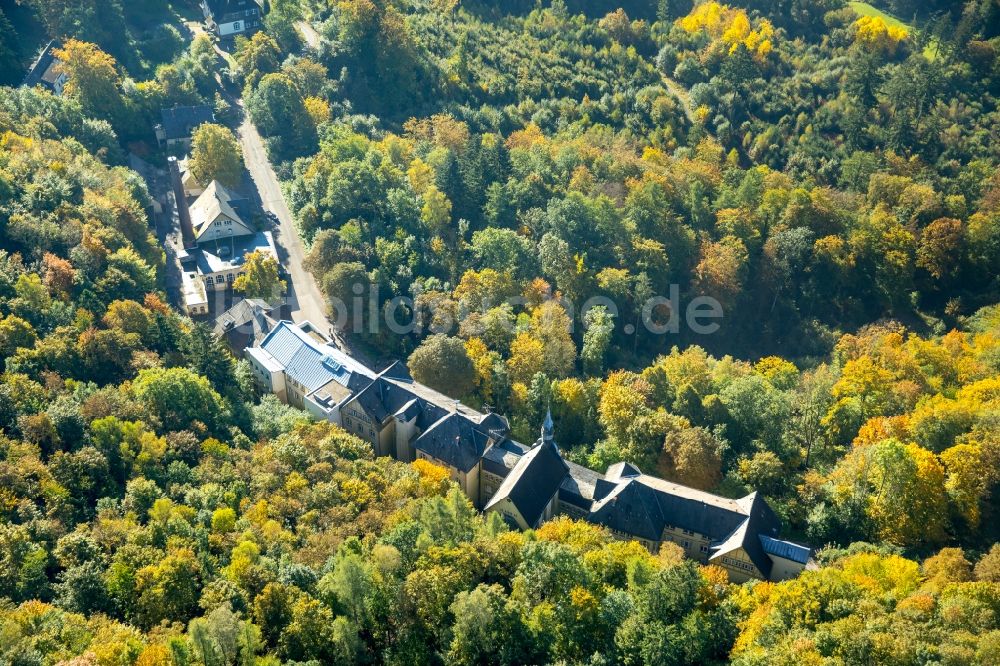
[296, 20, 322, 49]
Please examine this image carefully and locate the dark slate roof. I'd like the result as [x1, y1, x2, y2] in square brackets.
[159, 105, 215, 140]
[415, 401, 449, 430]
[558, 460, 602, 510]
[606, 461, 642, 481]
[379, 361, 412, 381]
[588, 479, 669, 541]
[215, 299, 279, 352]
[396, 399, 421, 422]
[214, 298, 274, 336]
[651, 487, 749, 539]
[485, 440, 569, 528]
[23, 40, 61, 88]
[411, 412, 495, 473]
[481, 439, 529, 477]
[709, 492, 781, 577]
[351, 377, 418, 424]
[205, 0, 261, 19]
[586, 470, 776, 554]
[759, 535, 811, 564]
[480, 412, 510, 439]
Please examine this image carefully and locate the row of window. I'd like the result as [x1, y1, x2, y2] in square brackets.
[342, 416, 376, 439]
[665, 524, 697, 537]
[204, 272, 242, 285]
[722, 557, 755, 572]
[349, 408, 371, 425]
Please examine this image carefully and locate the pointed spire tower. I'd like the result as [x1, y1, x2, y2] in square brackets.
[540, 408, 555, 447]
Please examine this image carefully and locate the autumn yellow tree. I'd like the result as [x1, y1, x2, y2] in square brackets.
[54, 40, 123, 125]
[233, 251, 286, 299]
[190, 123, 245, 189]
[853, 15, 908, 54]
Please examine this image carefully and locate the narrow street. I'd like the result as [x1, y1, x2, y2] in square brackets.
[189, 20, 330, 330]
[177, 25, 374, 364]
[234, 103, 331, 329]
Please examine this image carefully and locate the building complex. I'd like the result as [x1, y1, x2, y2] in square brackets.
[246, 320, 810, 582]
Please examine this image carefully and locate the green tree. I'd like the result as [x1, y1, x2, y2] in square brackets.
[407, 334, 476, 398]
[235, 31, 281, 89]
[131, 367, 228, 433]
[246, 73, 316, 159]
[447, 584, 537, 666]
[134, 548, 202, 630]
[54, 39, 123, 127]
[0, 315, 37, 363]
[581, 305, 614, 375]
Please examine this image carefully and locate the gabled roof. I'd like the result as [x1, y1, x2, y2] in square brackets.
[204, 0, 261, 19]
[485, 440, 569, 527]
[558, 460, 602, 510]
[709, 491, 781, 577]
[159, 105, 215, 140]
[378, 361, 412, 381]
[214, 298, 276, 340]
[586, 464, 778, 559]
[350, 377, 418, 425]
[479, 412, 511, 442]
[190, 181, 254, 239]
[606, 461, 642, 481]
[23, 40, 63, 89]
[412, 411, 496, 473]
[481, 439, 529, 477]
[589, 479, 671, 541]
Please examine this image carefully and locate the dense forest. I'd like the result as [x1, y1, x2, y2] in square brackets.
[0, 0, 999, 664]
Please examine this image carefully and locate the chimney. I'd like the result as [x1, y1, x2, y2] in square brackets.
[168, 156, 196, 248]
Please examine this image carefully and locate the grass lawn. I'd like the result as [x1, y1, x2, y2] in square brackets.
[848, 1, 939, 59]
[849, 1, 911, 31]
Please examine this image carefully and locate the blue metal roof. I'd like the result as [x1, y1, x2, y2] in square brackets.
[759, 535, 811, 564]
[259, 322, 362, 393]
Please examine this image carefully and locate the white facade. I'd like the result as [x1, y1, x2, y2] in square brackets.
[246, 345, 287, 402]
[181, 270, 209, 316]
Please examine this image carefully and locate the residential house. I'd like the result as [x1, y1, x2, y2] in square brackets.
[189, 180, 255, 245]
[213, 298, 283, 352]
[155, 105, 215, 148]
[166, 156, 278, 315]
[184, 179, 278, 293]
[201, 0, 264, 38]
[246, 320, 811, 582]
[23, 40, 67, 95]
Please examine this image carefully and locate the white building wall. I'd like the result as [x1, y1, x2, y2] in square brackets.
[303, 395, 339, 423]
[767, 555, 806, 581]
[244, 347, 286, 402]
